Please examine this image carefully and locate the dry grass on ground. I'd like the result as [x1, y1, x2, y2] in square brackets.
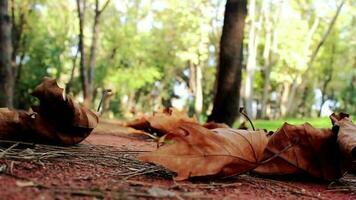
[0, 122, 356, 199]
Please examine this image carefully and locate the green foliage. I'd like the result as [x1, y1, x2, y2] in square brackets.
[10, 0, 356, 119]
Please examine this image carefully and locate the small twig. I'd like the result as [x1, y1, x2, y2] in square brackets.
[0, 143, 19, 158]
[124, 169, 162, 180]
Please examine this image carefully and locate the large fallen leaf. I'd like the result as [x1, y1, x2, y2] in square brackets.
[330, 113, 356, 171]
[254, 122, 341, 180]
[31, 77, 98, 145]
[0, 77, 98, 145]
[139, 113, 268, 180]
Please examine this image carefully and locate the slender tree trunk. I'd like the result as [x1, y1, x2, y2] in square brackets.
[280, 82, 290, 117]
[208, 0, 247, 126]
[244, 0, 257, 118]
[188, 60, 203, 117]
[88, 0, 100, 99]
[76, 0, 90, 107]
[0, 0, 13, 108]
[188, 60, 196, 95]
[65, 48, 79, 94]
[318, 44, 335, 117]
[260, 7, 272, 119]
[194, 64, 203, 117]
[260, 39, 271, 119]
[88, 0, 110, 99]
[308, 0, 345, 69]
[318, 79, 332, 117]
[260, 1, 282, 119]
[280, 80, 298, 117]
[81, 0, 110, 106]
[9, 0, 29, 108]
[285, 80, 298, 117]
[294, 0, 345, 115]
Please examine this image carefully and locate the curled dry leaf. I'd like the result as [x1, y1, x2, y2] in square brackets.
[202, 121, 229, 129]
[31, 77, 98, 145]
[139, 113, 268, 180]
[0, 77, 99, 145]
[330, 113, 356, 171]
[254, 123, 341, 180]
[126, 107, 197, 136]
[125, 116, 150, 131]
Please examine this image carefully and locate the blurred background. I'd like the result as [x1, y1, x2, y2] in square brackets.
[0, 0, 355, 128]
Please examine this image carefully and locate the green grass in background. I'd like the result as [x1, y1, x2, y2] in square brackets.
[247, 117, 331, 132]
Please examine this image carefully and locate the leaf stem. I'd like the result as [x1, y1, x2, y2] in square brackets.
[239, 107, 255, 131]
[97, 89, 112, 114]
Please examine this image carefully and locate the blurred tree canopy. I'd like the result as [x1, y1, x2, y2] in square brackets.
[0, 0, 355, 122]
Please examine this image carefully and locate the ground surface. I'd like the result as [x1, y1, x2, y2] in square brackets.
[0, 121, 356, 200]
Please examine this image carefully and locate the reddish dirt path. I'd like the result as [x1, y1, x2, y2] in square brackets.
[0, 123, 355, 199]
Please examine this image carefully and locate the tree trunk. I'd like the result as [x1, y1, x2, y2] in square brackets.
[76, 0, 90, 107]
[260, 47, 271, 119]
[10, 0, 25, 82]
[188, 61, 203, 117]
[318, 44, 335, 117]
[280, 82, 290, 117]
[88, 1, 99, 99]
[9, 0, 29, 108]
[194, 64, 203, 117]
[260, 1, 282, 119]
[0, 0, 13, 108]
[280, 80, 298, 118]
[208, 0, 247, 126]
[88, 0, 110, 99]
[308, 0, 345, 69]
[188, 60, 196, 95]
[260, 5, 272, 119]
[244, 0, 261, 118]
[295, 1, 345, 115]
[283, 80, 298, 117]
[296, 0, 345, 110]
[77, 0, 110, 107]
[65, 48, 79, 94]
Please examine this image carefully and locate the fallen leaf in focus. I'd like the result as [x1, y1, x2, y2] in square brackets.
[139, 112, 268, 180]
[330, 113, 356, 171]
[254, 122, 341, 180]
[31, 77, 98, 145]
[0, 77, 98, 146]
[127, 109, 356, 181]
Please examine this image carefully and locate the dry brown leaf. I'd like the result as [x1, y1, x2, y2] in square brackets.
[125, 116, 150, 131]
[202, 121, 229, 129]
[330, 113, 356, 171]
[126, 107, 197, 136]
[0, 108, 34, 141]
[0, 77, 98, 145]
[31, 77, 98, 145]
[254, 122, 341, 180]
[139, 113, 268, 180]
